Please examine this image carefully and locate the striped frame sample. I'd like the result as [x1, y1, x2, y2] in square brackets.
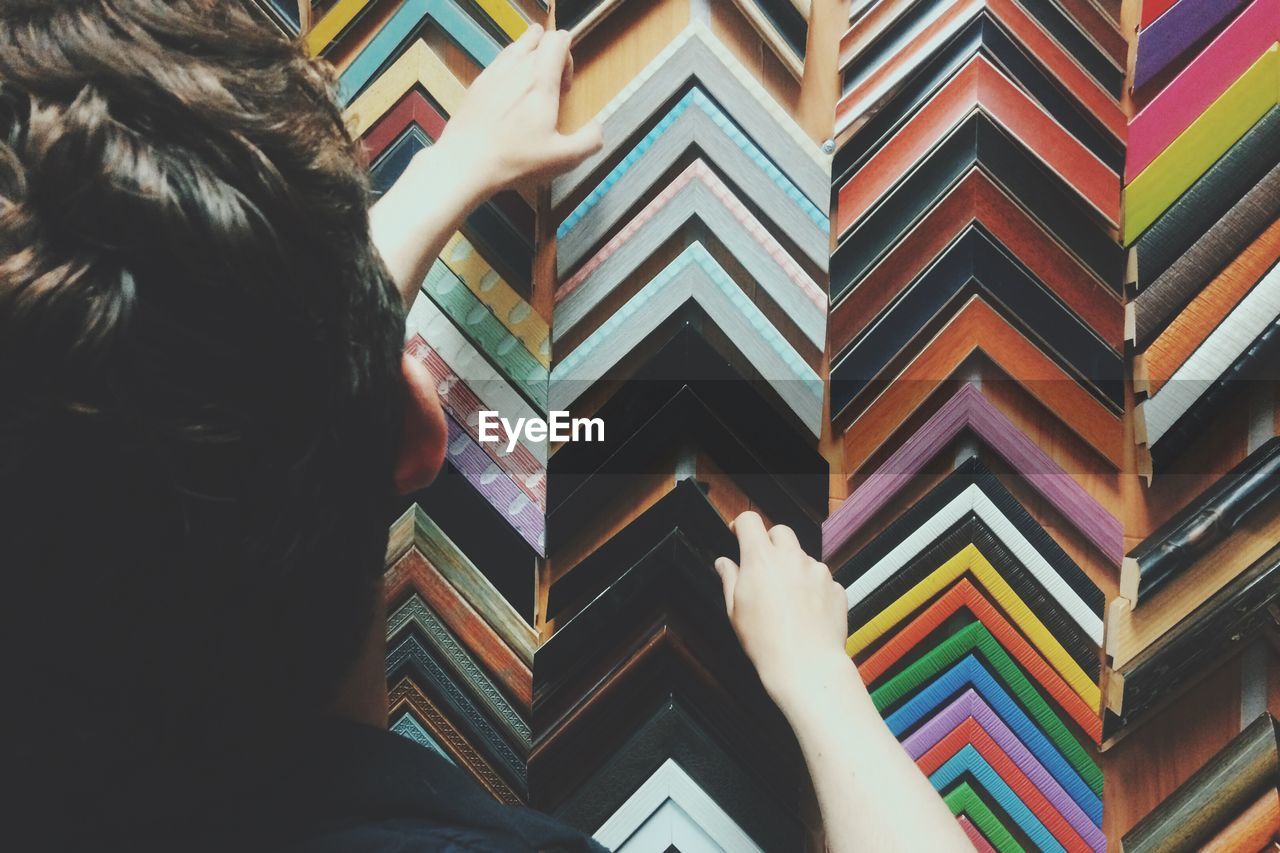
[551, 25, 828, 211]
[835, 458, 1106, 643]
[851, 549, 1100, 706]
[905, 689, 1105, 847]
[879, 654, 1103, 823]
[858, 577, 1101, 728]
[1131, 0, 1253, 92]
[1125, 0, 1279, 181]
[550, 243, 824, 435]
[1123, 45, 1280, 245]
[555, 87, 829, 274]
[1136, 258, 1280, 459]
[823, 383, 1123, 566]
[831, 227, 1123, 414]
[554, 159, 827, 349]
[836, 0, 1125, 140]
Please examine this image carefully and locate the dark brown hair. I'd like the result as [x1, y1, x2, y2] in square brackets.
[0, 0, 406, 823]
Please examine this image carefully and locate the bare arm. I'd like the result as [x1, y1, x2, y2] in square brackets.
[369, 25, 601, 306]
[716, 512, 973, 852]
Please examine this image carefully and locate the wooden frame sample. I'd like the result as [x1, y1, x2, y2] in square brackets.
[1137, 216, 1280, 396]
[591, 758, 763, 851]
[835, 457, 1105, 642]
[549, 321, 826, 516]
[547, 385, 822, 557]
[558, 0, 810, 81]
[832, 297, 1125, 468]
[838, 0, 1125, 90]
[1122, 438, 1280, 603]
[903, 689, 1104, 845]
[550, 244, 824, 436]
[1106, 481, 1280, 675]
[825, 384, 1122, 566]
[1131, 107, 1280, 290]
[858, 577, 1100, 727]
[387, 594, 531, 747]
[550, 700, 805, 850]
[555, 87, 828, 274]
[836, 54, 1120, 231]
[850, 544, 1099, 703]
[870, 623, 1101, 790]
[1124, 46, 1280, 245]
[389, 677, 524, 804]
[1137, 258, 1280, 456]
[1131, 0, 1253, 91]
[831, 169, 1122, 357]
[1132, 161, 1280, 347]
[832, 113, 1123, 302]
[554, 160, 827, 349]
[836, 0, 1126, 141]
[335, 0, 503, 104]
[550, 25, 828, 212]
[308, 0, 527, 55]
[386, 505, 537, 667]
[878, 654, 1103, 822]
[1122, 713, 1280, 853]
[387, 630, 527, 792]
[831, 227, 1123, 413]
[1104, 541, 1280, 741]
[401, 466, 538, 622]
[1201, 787, 1280, 852]
[384, 527, 532, 705]
[1126, 0, 1279, 182]
[834, 14, 1125, 182]
[440, 232, 550, 365]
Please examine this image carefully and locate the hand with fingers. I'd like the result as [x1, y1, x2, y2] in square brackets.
[435, 24, 603, 197]
[716, 511, 976, 852]
[715, 510, 850, 713]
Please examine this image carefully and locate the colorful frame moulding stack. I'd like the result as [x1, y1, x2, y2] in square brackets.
[245, 0, 1280, 847]
[827, 0, 1123, 846]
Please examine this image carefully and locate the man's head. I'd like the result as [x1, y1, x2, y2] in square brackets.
[0, 0, 440, 781]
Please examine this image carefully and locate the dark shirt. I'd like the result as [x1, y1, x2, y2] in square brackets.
[54, 717, 606, 852]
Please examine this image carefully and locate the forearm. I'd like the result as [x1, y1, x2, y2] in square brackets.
[771, 653, 973, 853]
[369, 139, 489, 308]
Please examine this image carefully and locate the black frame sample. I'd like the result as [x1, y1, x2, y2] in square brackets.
[840, 0, 1123, 101]
[1132, 107, 1280, 295]
[550, 697, 806, 850]
[831, 224, 1123, 415]
[1107, 541, 1280, 741]
[831, 113, 1124, 303]
[399, 462, 539, 625]
[834, 14, 1124, 184]
[1129, 437, 1280, 602]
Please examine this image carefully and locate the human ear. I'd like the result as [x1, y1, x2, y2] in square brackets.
[393, 352, 448, 495]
